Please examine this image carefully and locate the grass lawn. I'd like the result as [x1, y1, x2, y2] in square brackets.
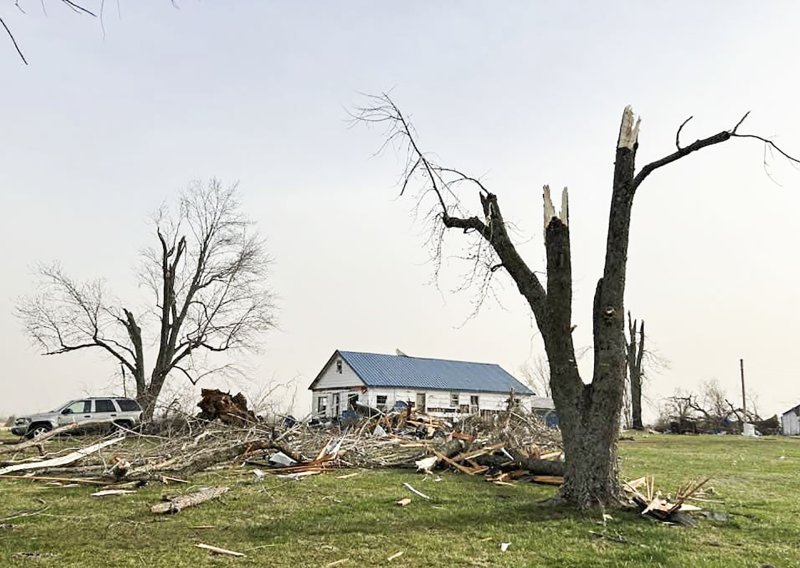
[0, 433, 798, 567]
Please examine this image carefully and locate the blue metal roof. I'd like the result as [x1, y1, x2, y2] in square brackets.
[337, 351, 534, 395]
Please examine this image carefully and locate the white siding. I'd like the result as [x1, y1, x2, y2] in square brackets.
[782, 411, 800, 435]
[363, 387, 531, 417]
[313, 357, 364, 390]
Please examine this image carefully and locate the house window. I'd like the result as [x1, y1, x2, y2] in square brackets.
[332, 393, 341, 417]
[348, 393, 359, 410]
[416, 393, 426, 412]
[376, 395, 388, 411]
[316, 396, 328, 414]
[470, 395, 479, 413]
[450, 393, 459, 408]
[336, 359, 343, 373]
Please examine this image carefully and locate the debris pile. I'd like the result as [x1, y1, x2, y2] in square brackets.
[259, 408, 564, 483]
[0, 392, 564, 497]
[623, 476, 711, 526]
[196, 389, 257, 427]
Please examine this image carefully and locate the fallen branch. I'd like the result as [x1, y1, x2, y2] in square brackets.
[402, 482, 430, 500]
[91, 489, 136, 497]
[0, 499, 48, 522]
[151, 486, 229, 514]
[0, 437, 124, 476]
[0, 423, 80, 454]
[0, 474, 106, 485]
[195, 543, 246, 557]
[132, 439, 273, 479]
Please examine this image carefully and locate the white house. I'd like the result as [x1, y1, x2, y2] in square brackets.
[781, 404, 800, 435]
[308, 350, 539, 419]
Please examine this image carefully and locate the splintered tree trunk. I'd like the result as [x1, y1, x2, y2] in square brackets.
[627, 315, 645, 430]
[361, 96, 789, 507]
[630, 367, 643, 430]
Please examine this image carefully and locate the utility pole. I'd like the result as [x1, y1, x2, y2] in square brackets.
[740, 358, 746, 420]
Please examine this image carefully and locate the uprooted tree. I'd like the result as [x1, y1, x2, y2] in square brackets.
[17, 179, 275, 419]
[356, 94, 798, 508]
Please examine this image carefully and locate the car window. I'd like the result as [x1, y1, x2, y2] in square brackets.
[63, 400, 90, 414]
[115, 399, 141, 412]
[94, 399, 115, 413]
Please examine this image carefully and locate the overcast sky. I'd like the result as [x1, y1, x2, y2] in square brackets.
[1, 1, 799, 422]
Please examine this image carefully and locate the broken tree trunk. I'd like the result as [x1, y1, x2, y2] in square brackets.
[627, 313, 645, 431]
[0, 437, 124, 476]
[474, 454, 565, 476]
[151, 486, 229, 514]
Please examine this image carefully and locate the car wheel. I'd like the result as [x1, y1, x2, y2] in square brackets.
[27, 424, 52, 439]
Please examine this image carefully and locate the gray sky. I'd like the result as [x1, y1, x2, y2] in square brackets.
[1, 1, 799, 421]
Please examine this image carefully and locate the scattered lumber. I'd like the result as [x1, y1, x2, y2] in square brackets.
[624, 475, 710, 524]
[0, 437, 124, 476]
[151, 486, 230, 514]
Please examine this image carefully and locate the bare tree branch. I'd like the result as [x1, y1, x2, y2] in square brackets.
[635, 111, 800, 190]
[1, 15, 27, 63]
[675, 116, 692, 150]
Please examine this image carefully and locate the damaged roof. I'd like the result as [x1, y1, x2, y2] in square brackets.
[325, 350, 535, 395]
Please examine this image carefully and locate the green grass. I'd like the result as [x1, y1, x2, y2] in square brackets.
[1, 433, 799, 567]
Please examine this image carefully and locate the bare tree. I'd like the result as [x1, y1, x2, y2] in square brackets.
[17, 179, 275, 419]
[518, 356, 551, 398]
[355, 93, 799, 508]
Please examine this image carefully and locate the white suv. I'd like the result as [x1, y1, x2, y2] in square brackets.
[11, 397, 143, 438]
